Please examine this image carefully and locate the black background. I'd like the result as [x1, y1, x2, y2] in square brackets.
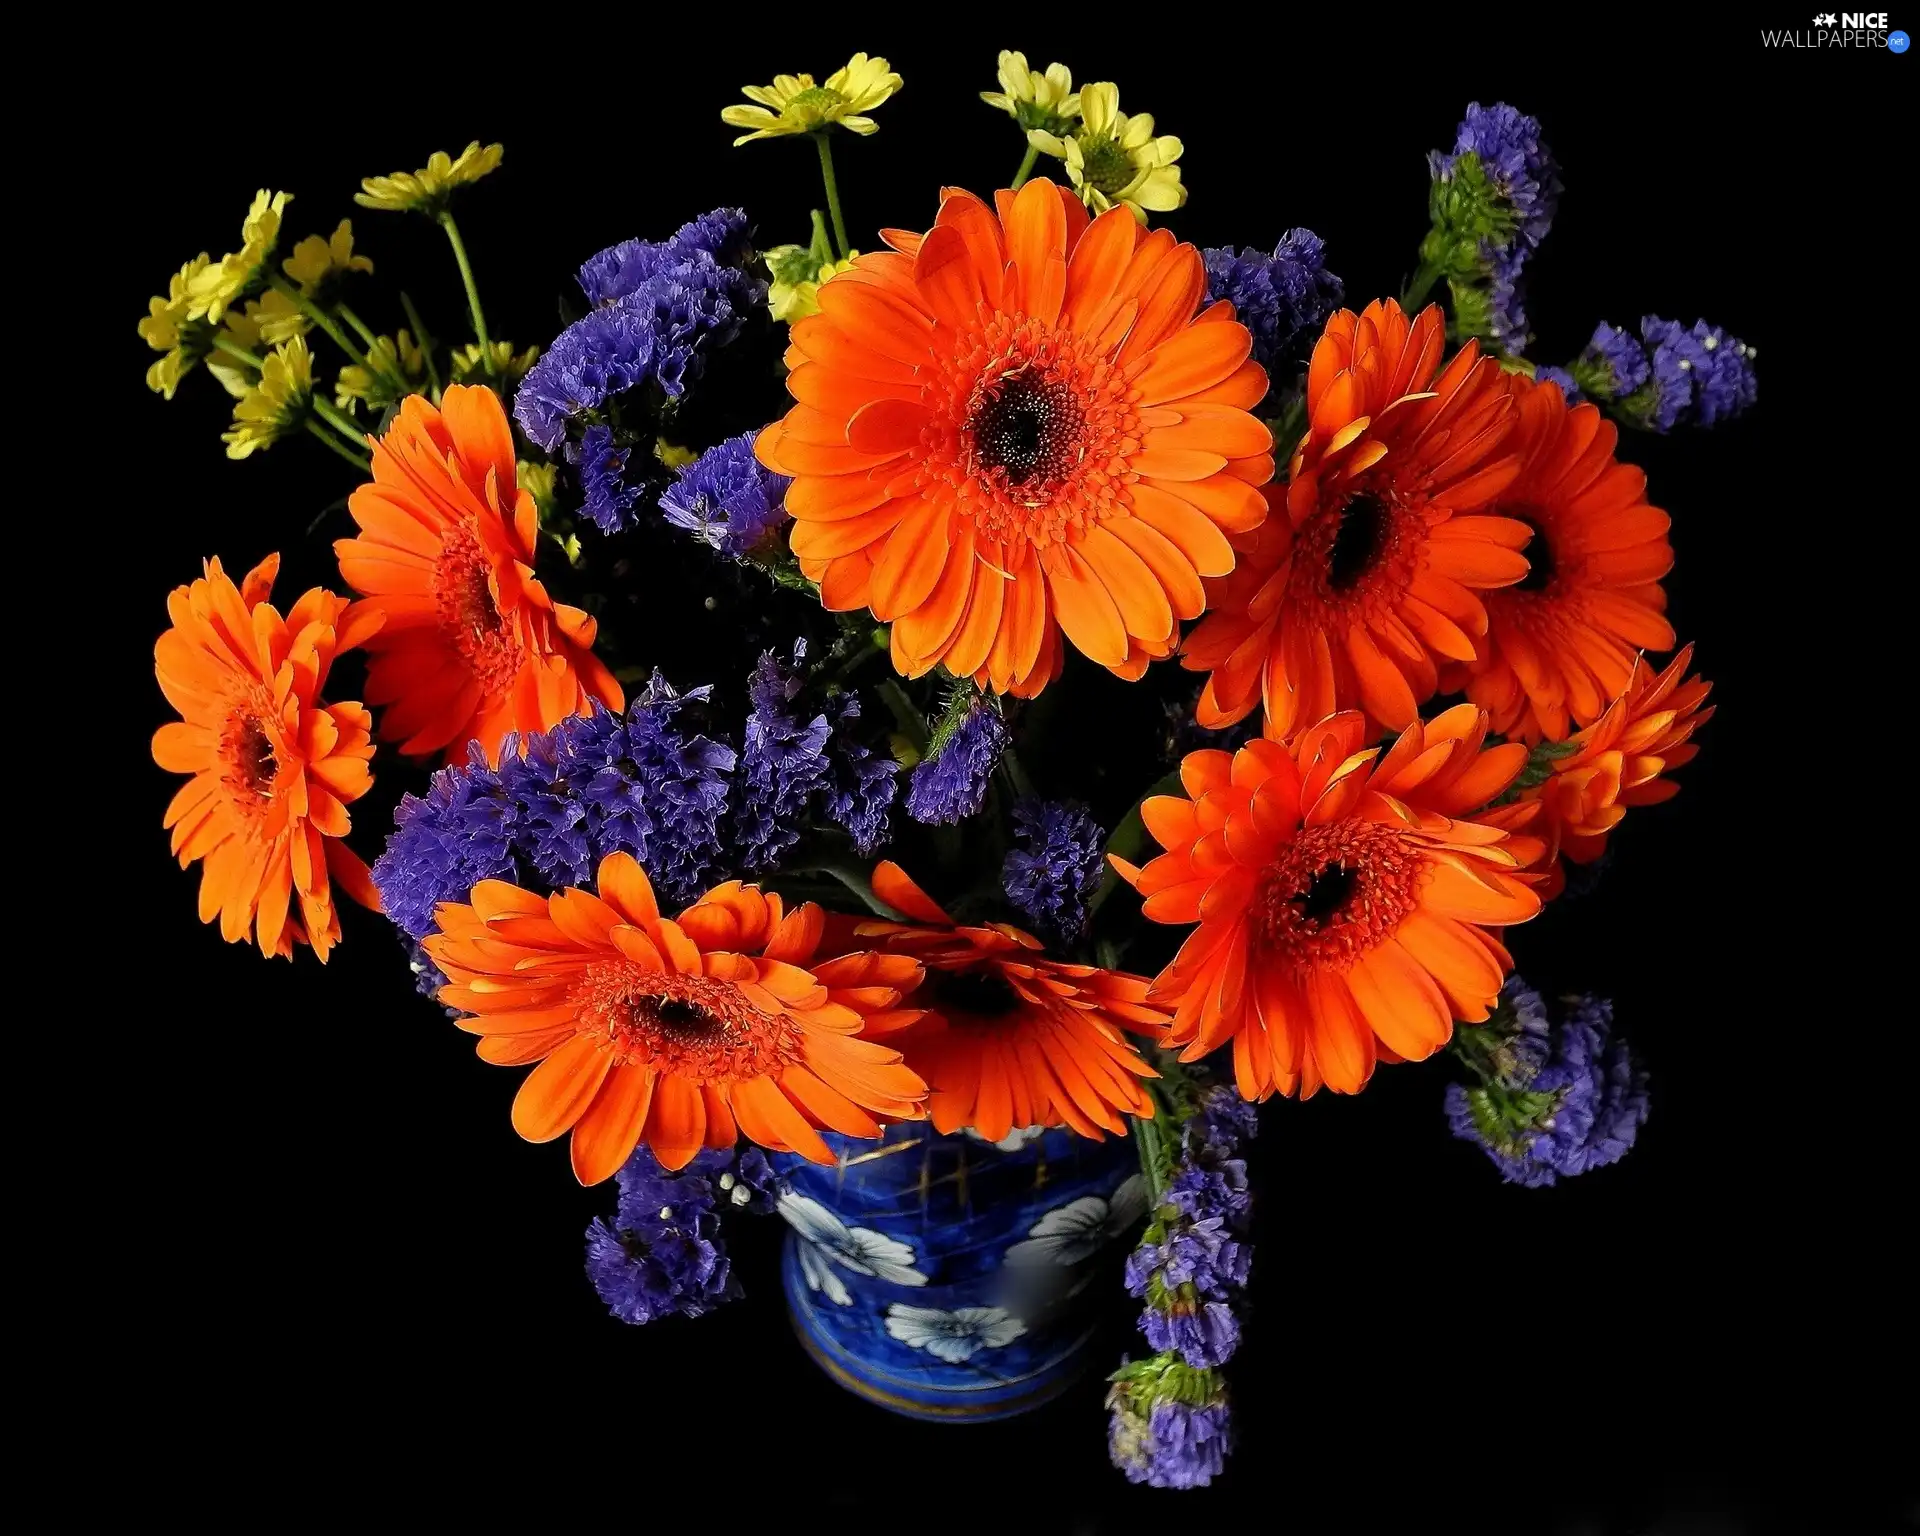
[104, 22, 1908, 1530]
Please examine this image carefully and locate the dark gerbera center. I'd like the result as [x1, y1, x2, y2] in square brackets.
[578, 962, 800, 1081]
[433, 526, 524, 697]
[1326, 492, 1393, 592]
[931, 965, 1021, 1020]
[1291, 863, 1359, 925]
[646, 996, 729, 1043]
[220, 710, 279, 804]
[1512, 514, 1556, 592]
[1253, 819, 1423, 971]
[966, 371, 1083, 490]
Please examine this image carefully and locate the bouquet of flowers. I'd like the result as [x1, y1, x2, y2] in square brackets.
[142, 50, 1748, 1490]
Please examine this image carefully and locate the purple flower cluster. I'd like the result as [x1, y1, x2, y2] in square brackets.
[1445, 978, 1651, 1188]
[576, 209, 752, 307]
[1108, 1389, 1233, 1491]
[1125, 1085, 1257, 1370]
[1201, 229, 1342, 375]
[375, 661, 899, 938]
[1551, 317, 1756, 432]
[371, 685, 737, 936]
[660, 432, 791, 558]
[578, 422, 644, 534]
[513, 209, 764, 455]
[905, 693, 1007, 825]
[1428, 102, 1561, 352]
[585, 1141, 785, 1325]
[1002, 798, 1105, 942]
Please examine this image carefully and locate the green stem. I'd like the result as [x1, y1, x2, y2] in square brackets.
[877, 678, 927, 750]
[311, 396, 370, 452]
[336, 302, 379, 348]
[813, 133, 851, 259]
[1000, 745, 1036, 801]
[210, 335, 264, 371]
[437, 211, 494, 371]
[269, 274, 374, 373]
[808, 208, 836, 268]
[1134, 1112, 1168, 1204]
[1010, 142, 1040, 190]
[305, 417, 370, 470]
[400, 290, 444, 401]
[1401, 257, 1444, 312]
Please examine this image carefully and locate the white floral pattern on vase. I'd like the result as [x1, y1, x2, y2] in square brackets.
[778, 1192, 928, 1306]
[964, 1125, 1049, 1153]
[884, 1304, 1028, 1364]
[1002, 1173, 1150, 1267]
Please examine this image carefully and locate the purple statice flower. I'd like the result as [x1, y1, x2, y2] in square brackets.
[1201, 229, 1342, 374]
[372, 743, 516, 940]
[731, 645, 832, 872]
[1486, 243, 1531, 352]
[1140, 1301, 1239, 1371]
[372, 690, 738, 938]
[577, 422, 644, 534]
[1632, 317, 1697, 432]
[1166, 1159, 1252, 1229]
[1576, 321, 1652, 400]
[1446, 979, 1651, 1188]
[589, 1146, 736, 1325]
[1192, 1083, 1260, 1161]
[514, 248, 763, 454]
[821, 691, 898, 856]
[1650, 317, 1759, 427]
[1125, 1216, 1252, 1298]
[1107, 1375, 1233, 1490]
[611, 677, 738, 905]
[576, 208, 752, 308]
[1002, 798, 1104, 942]
[659, 432, 791, 558]
[1430, 102, 1561, 251]
[719, 1146, 785, 1214]
[905, 693, 1007, 826]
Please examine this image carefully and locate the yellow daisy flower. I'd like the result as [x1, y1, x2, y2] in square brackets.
[1028, 83, 1185, 223]
[355, 142, 504, 216]
[223, 336, 314, 459]
[138, 255, 212, 399]
[243, 288, 309, 346]
[764, 244, 859, 324]
[283, 219, 374, 294]
[516, 460, 560, 519]
[186, 190, 293, 323]
[206, 311, 266, 400]
[980, 51, 1080, 136]
[721, 53, 901, 143]
[450, 339, 538, 385]
[335, 330, 429, 413]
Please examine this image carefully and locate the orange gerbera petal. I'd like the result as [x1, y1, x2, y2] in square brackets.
[850, 862, 1166, 1138]
[1183, 299, 1524, 739]
[336, 385, 622, 763]
[422, 852, 931, 1183]
[1439, 373, 1676, 742]
[761, 184, 1274, 696]
[152, 554, 379, 961]
[1522, 645, 1714, 894]
[1117, 707, 1543, 1102]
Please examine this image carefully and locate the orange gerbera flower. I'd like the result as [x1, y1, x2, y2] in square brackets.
[1114, 706, 1544, 1101]
[152, 553, 381, 960]
[1182, 300, 1526, 738]
[1443, 374, 1676, 742]
[757, 180, 1273, 697]
[1526, 645, 1713, 892]
[424, 852, 929, 1181]
[335, 384, 622, 762]
[850, 862, 1166, 1141]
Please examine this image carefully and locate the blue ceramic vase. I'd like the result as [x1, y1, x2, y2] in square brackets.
[776, 1121, 1143, 1421]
